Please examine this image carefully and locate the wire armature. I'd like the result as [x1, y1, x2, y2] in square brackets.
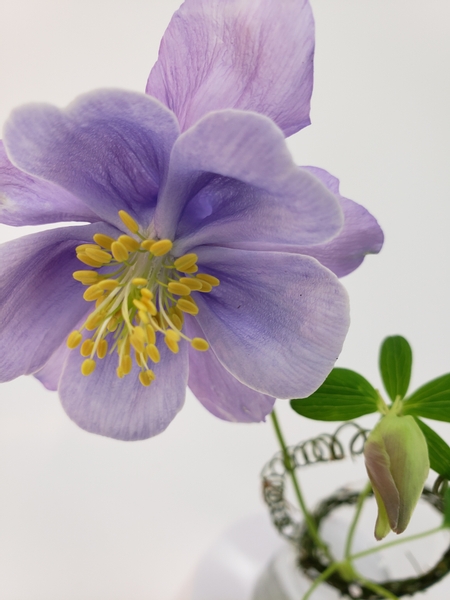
[261, 422, 369, 542]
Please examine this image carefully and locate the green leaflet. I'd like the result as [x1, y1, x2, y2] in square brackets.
[290, 368, 379, 421]
[403, 374, 450, 422]
[379, 335, 412, 401]
[414, 417, 450, 479]
[443, 488, 450, 529]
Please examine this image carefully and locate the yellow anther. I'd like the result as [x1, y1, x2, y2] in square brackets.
[83, 285, 104, 302]
[146, 344, 160, 363]
[138, 310, 149, 324]
[76, 243, 100, 253]
[177, 297, 199, 315]
[167, 281, 191, 296]
[174, 253, 198, 271]
[95, 295, 106, 309]
[151, 239, 173, 257]
[196, 273, 220, 287]
[140, 288, 153, 300]
[139, 370, 155, 387]
[179, 277, 203, 291]
[111, 241, 129, 262]
[133, 326, 146, 342]
[146, 325, 156, 345]
[118, 234, 140, 252]
[141, 240, 155, 251]
[66, 330, 82, 349]
[116, 367, 125, 379]
[135, 352, 146, 368]
[133, 299, 147, 312]
[130, 327, 145, 353]
[93, 233, 115, 250]
[81, 358, 96, 376]
[97, 279, 119, 291]
[165, 336, 179, 354]
[85, 312, 103, 330]
[171, 314, 183, 330]
[182, 264, 198, 274]
[73, 270, 99, 284]
[76, 254, 103, 268]
[84, 247, 112, 264]
[130, 336, 145, 354]
[152, 313, 163, 328]
[97, 339, 108, 359]
[198, 280, 213, 293]
[121, 337, 131, 356]
[107, 316, 119, 332]
[80, 339, 95, 357]
[141, 298, 157, 316]
[118, 210, 139, 233]
[165, 329, 180, 342]
[191, 338, 210, 351]
[132, 277, 148, 287]
[120, 354, 133, 375]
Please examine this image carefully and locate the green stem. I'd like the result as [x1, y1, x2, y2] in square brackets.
[270, 410, 329, 557]
[356, 576, 399, 600]
[301, 561, 340, 600]
[349, 525, 444, 562]
[344, 482, 372, 559]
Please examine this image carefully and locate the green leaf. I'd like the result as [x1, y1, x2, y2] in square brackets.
[402, 374, 450, 422]
[443, 488, 450, 528]
[414, 418, 450, 478]
[290, 368, 379, 421]
[379, 335, 413, 401]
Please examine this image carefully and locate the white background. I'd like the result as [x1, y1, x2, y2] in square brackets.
[0, 1, 449, 598]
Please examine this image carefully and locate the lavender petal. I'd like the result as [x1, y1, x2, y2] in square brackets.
[3, 90, 180, 230]
[192, 246, 350, 399]
[147, 0, 315, 136]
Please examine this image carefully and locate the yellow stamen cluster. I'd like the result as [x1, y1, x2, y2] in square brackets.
[68, 211, 220, 386]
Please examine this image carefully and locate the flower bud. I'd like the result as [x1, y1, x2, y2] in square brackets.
[364, 411, 429, 540]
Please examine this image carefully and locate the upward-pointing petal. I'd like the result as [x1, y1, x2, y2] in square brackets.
[146, 0, 315, 136]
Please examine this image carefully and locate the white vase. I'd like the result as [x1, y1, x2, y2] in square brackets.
[252, 493, 450, 600]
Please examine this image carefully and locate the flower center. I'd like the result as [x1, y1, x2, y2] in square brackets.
[66, 210, 219, 386]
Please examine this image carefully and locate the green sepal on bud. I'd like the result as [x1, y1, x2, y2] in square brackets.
[364, 406, 429, 540]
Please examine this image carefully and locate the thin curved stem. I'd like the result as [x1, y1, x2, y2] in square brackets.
[270, 410, 330, 557]
[349, 525, 444, 562]
[356, 576, 399, 600]
[344, 482, 372, 559]
[301, 561, 340, 600]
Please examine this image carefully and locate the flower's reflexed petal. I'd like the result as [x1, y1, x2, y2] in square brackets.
[192, 247, 349, 399]
[297, 167, 384, 277]
[3, 90, 180, 230]
[232, 167, 384, 277]
[146, 0, 315, 136]
[185, 317, 275, 422]
[59, 340, 188, 441]
[0, 223, 116, 382]
[34, 340, 71, 391]
[0, 141, 98, 226]
[156, 110, 342, 246]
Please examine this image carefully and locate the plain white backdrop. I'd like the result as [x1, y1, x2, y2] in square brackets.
[0, 1, 449, 598]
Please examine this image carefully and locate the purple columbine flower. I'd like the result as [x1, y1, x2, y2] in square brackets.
[0, 0, 383, 440]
